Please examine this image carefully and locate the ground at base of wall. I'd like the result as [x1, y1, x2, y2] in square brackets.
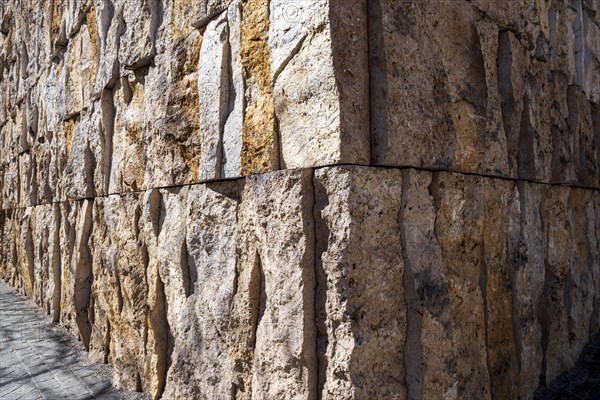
[0, 280, 149, 400]
[535, 335, 600, 400]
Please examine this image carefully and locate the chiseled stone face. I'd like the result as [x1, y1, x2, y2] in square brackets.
[0, 0, 370, 204]
[1, 0, 600, 398]
[163, 181, 239, 399]
[314, 166, 406, 399]
[270, 0, 370, 169]
[1, 166, 599, 398]
[369, 0, 600, 187]
[235, 169, 317, 400]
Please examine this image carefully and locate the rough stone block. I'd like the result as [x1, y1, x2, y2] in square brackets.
[314, 166, 406, 399]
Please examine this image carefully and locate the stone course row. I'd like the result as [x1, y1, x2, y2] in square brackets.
[2, 165, 599, 399]
[2, 0, 599, 212]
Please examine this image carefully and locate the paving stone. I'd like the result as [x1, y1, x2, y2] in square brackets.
[4, 384, 38, 400]
[0, 281, 122, 399]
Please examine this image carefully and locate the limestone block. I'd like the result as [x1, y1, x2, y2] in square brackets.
[508, 182, 545, 398]
[314, 166, 406, 399]
[269, 0, 365, 169]
[369, 0, 600, 188]
[0, 209, 5, 278]
[238, 0, 369, 174]
[567, 188, 596, 360]
[370, 1, 488, 173]
[2, 156, 19, 209]
[238, 0, 278, 175]
[64, 103, 107, 199]
[58, 200, 85, 340]
[61, 117, 87, 203]
[230, 169, 317, 399]
[0, 118, 19, 172]
[31, 2, 53, 73]
[539, 186, 574, 384]
[141, 186, 189, 399]
[524, 62, 564, 183]
[198, 11, 230, 181]
[160, 28, 203, 183]
[494, 29, 529, 178]
[90, 193, 148, 391]
[482, 178, 519, 400]
[47, 117, 73, 203]
[64, 29, 85, 117]
[49, 0, 66, 52]
[47, 204, 62, 322]
[189, 0, 232, 28]
[577, 2, 600, 101]
[533, 185, 599, 388]
[64, 0, 93, 39]
[221, 0, 244, 179]
[0, 165, 4, 210]
[109, 74, 146, 193]
[163, 181, 239, 399]
[73, 199, 95, 349]
[79, 15, 100, 108]
[593, 190, 600, 334]
[270, 0, 369, 169]
[87, 198, 112, 365]
[182, 0, 242, 181]
[14, 103, 29, 155]
[0, 106, 12, 167]
[45, 63, 67, 134]
[17, 207, 35, 297]
[400, 170, 457, 399]
[18, 152, 35, 207]
[563, 87, 599, 187]
[31, 204, 52, 308]
[93, 0, 121, 92]
[32, 141, 54, 205]
[142, 28, 202, 190]
[0, 208, 21, 287]
[433, 172, 490, 399]
[118, 0, 157, 70]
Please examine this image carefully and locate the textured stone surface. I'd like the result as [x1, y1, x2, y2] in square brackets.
[314, 167, 406, 399]
[2, 166, 598, 399]
[400, 170, 456, 400]
[233, 169, 316, 399]
[369, 0, 600, 187]
[271, 0, 369, 169]
[2, 0, 600, 398]
[164, 181, 239, 399]
[0, 0, 370, 205]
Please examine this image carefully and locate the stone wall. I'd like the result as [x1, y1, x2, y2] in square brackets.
[1, 0, 599, 399]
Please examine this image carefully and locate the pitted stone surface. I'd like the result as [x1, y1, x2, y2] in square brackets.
[1, 0, 599, 398]
[1, 166, 599, 399]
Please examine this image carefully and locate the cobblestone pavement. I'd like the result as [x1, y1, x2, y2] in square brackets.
[535, 335, 600, 400]
[0, 280, 121, 400]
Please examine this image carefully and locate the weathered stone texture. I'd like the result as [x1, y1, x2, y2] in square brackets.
[1, 167, 598, 399]
[0, 0, 369, 207]
[1, 0, 599, 399]
[314, 167, 406, 399]
[369, 0, 600, 187]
